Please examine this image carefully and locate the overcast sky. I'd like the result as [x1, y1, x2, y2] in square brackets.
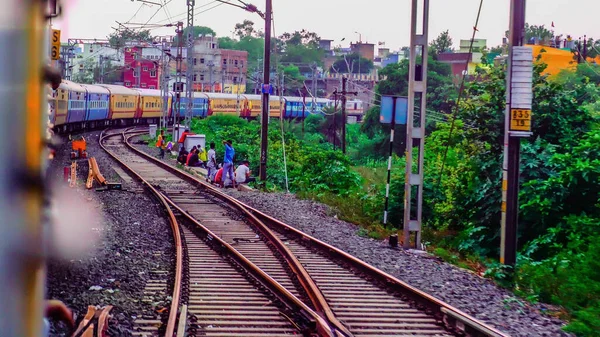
[54, 0, 599, 51]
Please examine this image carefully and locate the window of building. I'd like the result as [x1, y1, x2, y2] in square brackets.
[233, 76, 237, 83]
[200, 74, 204, 81]
[193, 58, 197, 65]
[143, 66, 148, 71]
[211, 43, 216, 49]
[150, 70, 157, 77]
[133, 70, 139, 77]
[200, 58, 205, 64]
[125, 81, 131, 86]
[141, 83, 147, 88]
[193, 74, 197, 82]
[223, 59, 227, 65]
[149, 85, 156, 89]
[234, 60, 238, 66]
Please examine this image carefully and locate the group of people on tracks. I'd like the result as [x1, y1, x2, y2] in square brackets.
[155, 128, 255, 188]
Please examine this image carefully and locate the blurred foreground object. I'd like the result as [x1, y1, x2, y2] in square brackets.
[0, 0, 60, 336]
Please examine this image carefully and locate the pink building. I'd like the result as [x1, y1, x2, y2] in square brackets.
[123, 47, 160, 89]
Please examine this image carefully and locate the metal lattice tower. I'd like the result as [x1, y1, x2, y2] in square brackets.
[185, 0, 195, 128]
[403, 0, 429, 250]
[174, 21, 184, 134]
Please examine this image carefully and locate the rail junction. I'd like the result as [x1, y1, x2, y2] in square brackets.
[98, 127, 508, 337]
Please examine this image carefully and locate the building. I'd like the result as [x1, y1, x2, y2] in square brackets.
[164, 36, 248, 93]
[319, 39, 333, 51]
[459, 38, 487, 64]
[350, 42, 375, 60]
[123, 46, 160, 89]
[437, 52, 472, 79]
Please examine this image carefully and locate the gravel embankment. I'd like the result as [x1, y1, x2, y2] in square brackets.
[222, 190, 570, 337]
[46, 131, 174, 336]
[131, 135, 570, 337]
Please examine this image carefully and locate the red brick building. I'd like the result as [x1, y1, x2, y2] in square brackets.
[123, 46, 160, 89]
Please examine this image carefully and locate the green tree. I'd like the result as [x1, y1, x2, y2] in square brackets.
[174, 26, 217, 44]
[234, 20, 262, 38]
[377, 56, 456, 113]
[330, 53, 373, 74]
[429, 30, 453, 58]
[108, 28, 153, 50]
[281, 65, 305, 94]
[72, 59, 96, 84]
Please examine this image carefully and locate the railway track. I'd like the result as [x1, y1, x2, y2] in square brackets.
[100, 127, 509, 337]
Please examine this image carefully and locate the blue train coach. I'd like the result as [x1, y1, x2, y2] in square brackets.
[80, 84, 110, 123]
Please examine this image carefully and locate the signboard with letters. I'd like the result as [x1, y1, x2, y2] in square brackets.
[51, 29, 61, 60]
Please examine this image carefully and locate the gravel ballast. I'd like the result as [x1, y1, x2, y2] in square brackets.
[222, 190, 569, 337]
[133, 135, 569, 337]
[46, 131, 174, 336]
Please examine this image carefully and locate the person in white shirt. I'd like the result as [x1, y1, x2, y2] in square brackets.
[206, 142, 217, 181]
[234, 160, 255, 184]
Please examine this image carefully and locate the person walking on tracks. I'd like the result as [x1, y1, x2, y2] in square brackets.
[206, 142, 217, 182]
[156, 130, 166, 159]
[222, 140, 236, 189]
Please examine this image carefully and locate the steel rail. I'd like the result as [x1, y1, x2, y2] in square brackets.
[243, 205, 510, 337]
[99, 129, 183, 337]
[161, 191, 336, 337]
[120, 129, 354, 337]
[122, 128, 510, 337]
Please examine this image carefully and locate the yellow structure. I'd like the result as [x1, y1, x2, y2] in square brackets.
[527, 45, 577, 76]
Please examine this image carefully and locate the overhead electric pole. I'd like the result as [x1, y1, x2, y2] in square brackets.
[310, 62, 317, 113]
[332, 77, 357, 154]
[501, 0, 532, 266]
[174, 21, 184, 134]
[259, 0, 272, 182]
[208, 60, 214, 92]
[403, 0, 429, 250]
[185, 0, 195, 129]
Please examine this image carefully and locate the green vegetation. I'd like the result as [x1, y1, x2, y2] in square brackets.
[184, 47, 600, 335]
[147, 26, 600, 335]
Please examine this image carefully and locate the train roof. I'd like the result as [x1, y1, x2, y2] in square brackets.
[243, 94, 281, 102]
[59, 80, 86, 92]
[80, 84, 110, 94]
[134, 88, 162, 97]
[283, 96, 330, 103]
[193, 92, 210, 99]
[204, 92, 241, 100]
[97, 84, 140, 96]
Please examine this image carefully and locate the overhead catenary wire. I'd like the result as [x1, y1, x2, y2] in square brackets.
[271, 7, 290, 193]
[436, 0, 484, 187]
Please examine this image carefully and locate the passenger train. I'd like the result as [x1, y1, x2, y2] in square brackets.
[50, 80, 365, 132]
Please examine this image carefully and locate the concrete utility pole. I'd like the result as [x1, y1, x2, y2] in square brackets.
[310, 62, 317, 113]
[332, 77, 357, 154]
[207, 60, 214, 92]
[185, 0, 195, 129]
[135, 46, 141, 88]
[99, 55, 105, 84]
[501, 0, 532, 266]
[259, 0, 272, 182]
[236, 63, 243, 115]
[403, 0, 429, 250]
[174, 21, 184, 135]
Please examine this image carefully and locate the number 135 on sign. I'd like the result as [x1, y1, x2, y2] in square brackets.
[510, 109, 531, 132]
